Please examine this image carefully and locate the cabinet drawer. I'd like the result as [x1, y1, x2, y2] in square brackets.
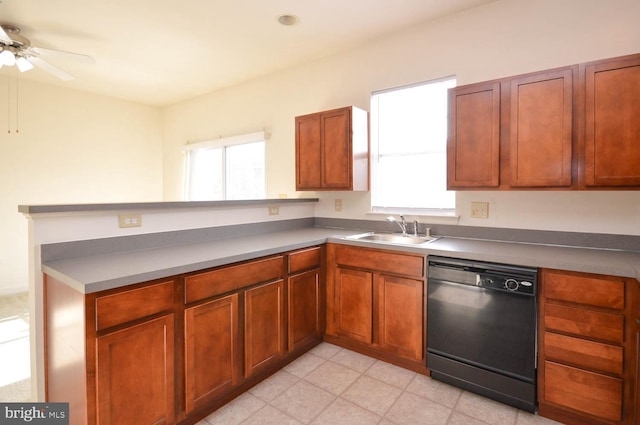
[185, 256, 284, 304]
[96, 280, 174, 331]
[543, 361, 622, 422]
[544, 303, 624, 343]
[334, 245, 424, 278]
[288, 247, 321, 274]
[544, 332, 623, 375]
[544, 270, 624, 310]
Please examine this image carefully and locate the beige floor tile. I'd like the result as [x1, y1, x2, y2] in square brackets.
[249, 370, 300, 402]
[329, 349, 376, 373]
[0, 292, 31, 402]
[405, 374, 461, 408]
[308, 342, 343, 359]
[516, 411, 564, 424]
[270, 380, 336, 424]
[303, 360, 361, 395]
[384, 391, 451, 425]
[203, 392, 265, 425]
[447, 411, 492, 425]
[365, 360, 416, 389]
[283, 352, 326, 378]
[310, 398, 381, 425]
[241, 405, 303, 425]
[455, 391, 518, 425]
[341, 375, 402, 416]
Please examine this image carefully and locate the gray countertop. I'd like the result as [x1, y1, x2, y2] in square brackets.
[42, 227, 640, 294]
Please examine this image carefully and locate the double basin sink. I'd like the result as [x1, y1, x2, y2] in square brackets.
[346, 232, 440, 247]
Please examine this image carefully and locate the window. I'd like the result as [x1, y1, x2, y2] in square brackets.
[185, 132, 266, 201]
[370, 77, 456, 214]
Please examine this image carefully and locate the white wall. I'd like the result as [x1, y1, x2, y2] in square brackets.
[1, 78, 163, 294]
[162, 0, 640, 236]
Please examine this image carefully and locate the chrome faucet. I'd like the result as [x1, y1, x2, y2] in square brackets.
[386, 215, 408, 235]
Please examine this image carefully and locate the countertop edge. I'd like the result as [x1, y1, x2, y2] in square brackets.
[19, 198, 319, 215]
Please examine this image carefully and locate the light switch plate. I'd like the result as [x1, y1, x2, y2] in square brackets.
[470, 202, 489, 219]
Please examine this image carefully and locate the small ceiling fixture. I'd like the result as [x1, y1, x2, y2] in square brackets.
[277, 14, 300, 26]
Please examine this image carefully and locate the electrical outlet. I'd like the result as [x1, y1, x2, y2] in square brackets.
[268, 206, 279, 215]
[335, 199, 342, 212]
[118, 214, 142, 228]
[470, 202, 489, 219]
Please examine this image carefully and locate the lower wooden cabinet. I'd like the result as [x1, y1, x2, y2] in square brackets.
[96, 315, 175, 425]
[326, 243, 426, 369]
[378, 274, 423, 361]
[244, 280, 286, 378]
[45, 246, 326, 425]
[288, 268, 322, 351]
[334, 267, 374, 344]
[538, 268, 635, 425]
[184, 294, 240, 413]
[45, 275, 177, 425]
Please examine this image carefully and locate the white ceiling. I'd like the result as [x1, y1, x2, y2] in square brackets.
[0, 0, 495, 106]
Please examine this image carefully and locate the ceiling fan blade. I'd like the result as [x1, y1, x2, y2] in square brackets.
[31, 46, 95, 64]
[0, 25, 12, 44]
[27, 56, 74, 81]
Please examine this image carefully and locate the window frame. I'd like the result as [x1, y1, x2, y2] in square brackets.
[183, 131, 266, 201]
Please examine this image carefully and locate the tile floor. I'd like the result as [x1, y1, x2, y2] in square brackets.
[197, 343, 562, 425]
[0, 292, 31, 402]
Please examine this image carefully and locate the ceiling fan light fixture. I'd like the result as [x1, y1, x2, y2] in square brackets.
[0, 49, 16, 66]
[16, 56, 34, 72]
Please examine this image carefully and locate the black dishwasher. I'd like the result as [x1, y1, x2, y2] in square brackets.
[427, 256, 538, 412]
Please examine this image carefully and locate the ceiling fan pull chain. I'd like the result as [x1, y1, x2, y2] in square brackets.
[15, 71, 19, 133]
[6, 76, 9, 134]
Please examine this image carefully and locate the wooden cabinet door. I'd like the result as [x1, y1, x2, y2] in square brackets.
[447, 81, 501, 188]
[295, 112, 322, 190]
[584, 55, 640, 187]
[96, 315, 175, 425]
[244, 280, 285, 378]
[184, 294, 240, 413]
[636, 317, 640, 425]
[509, 68, 574, 187]
[288, 269, 321, 352]
[378, 274, 423, 361]
[335, 267, 373, 344]
[321, 107, 351, 189]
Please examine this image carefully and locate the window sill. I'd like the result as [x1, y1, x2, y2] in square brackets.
[366, 209, 460, 224]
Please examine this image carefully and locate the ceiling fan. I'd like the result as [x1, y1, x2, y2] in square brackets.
[0, 23, 94, 81]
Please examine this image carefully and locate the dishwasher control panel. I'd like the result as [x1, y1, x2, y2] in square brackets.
[428, 256, 537, 296]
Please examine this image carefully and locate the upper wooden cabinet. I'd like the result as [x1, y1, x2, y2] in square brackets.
[448, 53, 640, 190]
[447, 82, 501, 188]
[295, 106, 369, 191]
[509, 68, 574, 187]
[448, 66, 576, 190]
[583, 55, 640, 187]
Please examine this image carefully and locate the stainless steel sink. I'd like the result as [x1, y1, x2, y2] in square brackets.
[346, 232, 439, 246]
